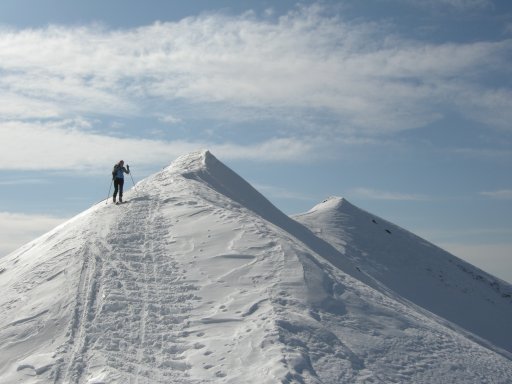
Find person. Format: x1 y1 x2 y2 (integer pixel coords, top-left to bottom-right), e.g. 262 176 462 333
112 160 130 203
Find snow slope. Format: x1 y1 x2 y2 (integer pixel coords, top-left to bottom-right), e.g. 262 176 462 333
294 197 512 354
0 150 511 383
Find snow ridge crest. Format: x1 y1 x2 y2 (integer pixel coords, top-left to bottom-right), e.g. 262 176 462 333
309 196 348 212
166 149 216 175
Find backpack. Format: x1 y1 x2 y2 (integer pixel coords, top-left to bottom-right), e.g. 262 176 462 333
112 164 120 179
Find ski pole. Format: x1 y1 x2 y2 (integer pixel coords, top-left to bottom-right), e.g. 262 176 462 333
129 167 135 187
106 179 113 204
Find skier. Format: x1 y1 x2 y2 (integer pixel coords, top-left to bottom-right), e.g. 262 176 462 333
112 160 130 203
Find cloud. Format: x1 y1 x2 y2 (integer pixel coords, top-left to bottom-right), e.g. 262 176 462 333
416 226 512 246
451 146 512 160
253 183 313 201
0 211 67 257
0 178 49 186
0 5 510 136
0 120 319 171
0 92 62 119
349 187 430 201
480 189 512 199
158 114 182 125
399 0 493 10
212 137 320 163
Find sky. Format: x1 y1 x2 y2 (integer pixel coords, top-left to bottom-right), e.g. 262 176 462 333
0 0 511 283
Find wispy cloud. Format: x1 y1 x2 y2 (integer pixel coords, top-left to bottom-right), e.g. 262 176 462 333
0 120 319 171
0 5 510 174
451 146 512 160
418 226 512 241
349 187 430 201
0 4 510 136
158 114 182 125
0 178 50 186
480 189 512 199
400 0 493 10
253 183 313 201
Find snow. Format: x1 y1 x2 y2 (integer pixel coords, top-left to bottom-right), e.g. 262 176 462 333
294 196 512 353
0 150 511 383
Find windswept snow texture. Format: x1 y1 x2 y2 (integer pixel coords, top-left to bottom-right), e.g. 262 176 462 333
0 150 511 384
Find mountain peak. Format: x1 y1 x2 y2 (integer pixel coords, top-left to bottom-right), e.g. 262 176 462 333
166 149 214 175
296 194 512 356
308 196 347 212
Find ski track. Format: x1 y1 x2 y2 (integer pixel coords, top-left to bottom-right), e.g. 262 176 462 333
60 177 202 383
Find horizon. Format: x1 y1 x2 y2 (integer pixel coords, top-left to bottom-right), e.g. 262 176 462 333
0 0 511 283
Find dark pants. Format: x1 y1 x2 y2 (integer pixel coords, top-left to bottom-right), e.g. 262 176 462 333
113 178 124 202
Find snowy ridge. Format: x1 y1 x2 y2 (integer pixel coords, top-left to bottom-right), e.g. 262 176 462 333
295 195 512 355
0 150 511 383
172 152 369 287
